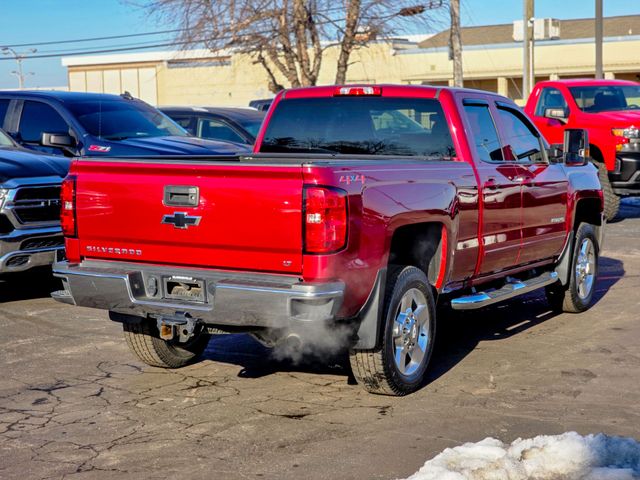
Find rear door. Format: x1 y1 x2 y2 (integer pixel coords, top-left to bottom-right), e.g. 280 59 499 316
74 159 305 274
462 98 523 275
494 103 568 264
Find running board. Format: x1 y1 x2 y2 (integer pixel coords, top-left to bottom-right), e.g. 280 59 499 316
450 271 558 311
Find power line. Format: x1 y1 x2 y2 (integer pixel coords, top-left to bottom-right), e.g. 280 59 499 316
36 38 178 55
0 40 209 61
0 4 441 61
0 29 188 48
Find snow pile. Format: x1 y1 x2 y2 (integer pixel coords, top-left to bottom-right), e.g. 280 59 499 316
403 432 640 480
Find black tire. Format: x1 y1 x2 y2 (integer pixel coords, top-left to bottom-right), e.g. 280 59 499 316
349 266 436 396
597 161 620 221
122 319 210 368
546 222 599 313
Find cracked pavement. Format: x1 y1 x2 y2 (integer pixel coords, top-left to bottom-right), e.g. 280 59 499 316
1 199 639 480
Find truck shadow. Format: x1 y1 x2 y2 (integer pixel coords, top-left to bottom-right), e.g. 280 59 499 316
427 255 623 384
610 198 640 223
0 267 62 303
201 256 624 386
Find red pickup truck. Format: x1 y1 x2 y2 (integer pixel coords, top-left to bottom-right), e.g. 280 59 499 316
525 79 640 220
53 85 603 396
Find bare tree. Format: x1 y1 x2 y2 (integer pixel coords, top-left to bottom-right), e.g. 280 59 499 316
147 0 445 93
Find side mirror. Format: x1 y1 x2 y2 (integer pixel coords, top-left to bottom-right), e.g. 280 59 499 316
544 107 568 123
40 132 77 155
563 128 589 166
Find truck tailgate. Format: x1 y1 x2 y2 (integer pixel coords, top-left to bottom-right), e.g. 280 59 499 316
73 159 304 274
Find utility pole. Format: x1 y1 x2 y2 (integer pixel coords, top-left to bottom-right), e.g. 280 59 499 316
595 0 603 79
522 0 534 98
1 47 36 89
449 0 463 87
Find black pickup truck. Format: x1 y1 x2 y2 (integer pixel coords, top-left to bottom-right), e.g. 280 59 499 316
0 128 68 273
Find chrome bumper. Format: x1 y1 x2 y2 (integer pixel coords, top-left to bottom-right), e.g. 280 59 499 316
0 226 64 273
52 260 345 329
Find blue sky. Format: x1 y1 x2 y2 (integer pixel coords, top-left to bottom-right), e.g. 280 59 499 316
1 0 638 89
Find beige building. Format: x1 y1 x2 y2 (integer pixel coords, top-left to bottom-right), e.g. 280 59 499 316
62 14 640 107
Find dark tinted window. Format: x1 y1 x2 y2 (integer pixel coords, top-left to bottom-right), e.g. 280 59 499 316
0 100 10 128
237 119 262 138
570 85 640 112
170 115 196 135
497 107 545 163
66 99 186 140
463 104 503 162
261 97 455 158
198 118 245 143
18 101 69 143
535 88 568 116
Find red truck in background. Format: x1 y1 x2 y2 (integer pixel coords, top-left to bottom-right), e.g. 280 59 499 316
525 79 640 220
53 85 603 396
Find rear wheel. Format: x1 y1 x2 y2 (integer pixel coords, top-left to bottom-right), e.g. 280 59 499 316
546 222 599 313
122 319 210 368
597 161 620 221
349 266 436 396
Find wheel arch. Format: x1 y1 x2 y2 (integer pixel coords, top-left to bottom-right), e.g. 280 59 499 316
387 221 448 290
354 221 448 351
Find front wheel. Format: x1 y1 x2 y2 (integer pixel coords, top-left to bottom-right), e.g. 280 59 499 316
122 319 210 368
546 222 599 313
349 266 436 396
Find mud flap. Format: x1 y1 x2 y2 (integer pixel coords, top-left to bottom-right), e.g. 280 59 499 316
555 231 574 286
354 269 386 350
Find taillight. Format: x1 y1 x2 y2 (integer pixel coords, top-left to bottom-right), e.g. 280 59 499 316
60 175 76 237
304 186 348 254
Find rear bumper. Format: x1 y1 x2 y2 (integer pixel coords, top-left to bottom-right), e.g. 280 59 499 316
610 153 640 196
0 226 64 273
52 260 345 329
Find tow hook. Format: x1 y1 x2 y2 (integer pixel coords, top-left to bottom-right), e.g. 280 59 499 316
155 312 198 342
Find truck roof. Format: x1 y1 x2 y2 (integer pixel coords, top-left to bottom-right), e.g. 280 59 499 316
0 90 137 103
535 79 640 88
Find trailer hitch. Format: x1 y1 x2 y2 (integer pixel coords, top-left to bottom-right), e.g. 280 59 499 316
155 312 199 342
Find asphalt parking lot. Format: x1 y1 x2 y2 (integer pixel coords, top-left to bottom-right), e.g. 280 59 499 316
1 199 639 480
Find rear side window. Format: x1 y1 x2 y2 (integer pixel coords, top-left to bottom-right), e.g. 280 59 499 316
496 107 546 163
18 101 69 143
261 97 455 158
198 118 245 144
0 99 10 129
463 104 503 162
534 88 568 116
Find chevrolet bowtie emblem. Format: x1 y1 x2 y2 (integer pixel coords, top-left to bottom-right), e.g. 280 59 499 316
162 212 202 229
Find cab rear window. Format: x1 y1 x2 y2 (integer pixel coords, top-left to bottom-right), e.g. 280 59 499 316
260 97 455 158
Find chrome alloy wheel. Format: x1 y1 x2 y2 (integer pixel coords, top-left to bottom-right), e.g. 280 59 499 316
392 288 431 377
575 237 596 300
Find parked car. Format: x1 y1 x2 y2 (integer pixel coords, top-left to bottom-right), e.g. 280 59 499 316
0 91 250 157
161 106 265 146
525 79 640 220
248 98 273 111
52 85 603 396
0 128 68 273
